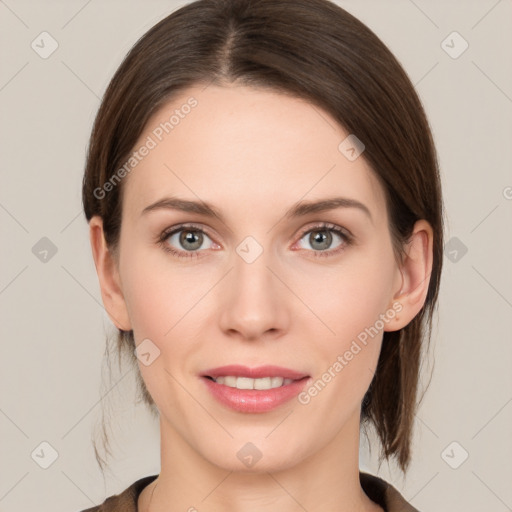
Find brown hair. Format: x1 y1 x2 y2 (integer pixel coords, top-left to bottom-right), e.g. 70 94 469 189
83 0 444 474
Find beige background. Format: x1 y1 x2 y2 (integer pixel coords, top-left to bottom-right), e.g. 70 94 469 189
1 0 511 510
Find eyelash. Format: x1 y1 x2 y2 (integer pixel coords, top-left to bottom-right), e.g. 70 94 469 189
156 222 353 260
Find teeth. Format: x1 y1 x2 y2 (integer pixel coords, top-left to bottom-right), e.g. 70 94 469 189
213 376 294 390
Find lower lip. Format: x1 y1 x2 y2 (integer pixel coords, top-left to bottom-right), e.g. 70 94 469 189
201 376 310 413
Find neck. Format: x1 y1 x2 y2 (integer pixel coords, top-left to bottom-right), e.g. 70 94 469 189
140 411 383 512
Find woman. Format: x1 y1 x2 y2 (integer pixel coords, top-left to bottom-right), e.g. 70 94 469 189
81 0 444 510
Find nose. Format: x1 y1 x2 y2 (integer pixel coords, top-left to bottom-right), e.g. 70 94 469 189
218 246 290 342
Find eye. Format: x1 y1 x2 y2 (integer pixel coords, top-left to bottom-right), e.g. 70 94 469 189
158 223 218 259
157 222 353 260
295 222 352 257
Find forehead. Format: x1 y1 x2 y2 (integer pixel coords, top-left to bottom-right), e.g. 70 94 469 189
121 84 387 225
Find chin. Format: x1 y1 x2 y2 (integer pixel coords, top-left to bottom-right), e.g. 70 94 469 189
200 439 308 475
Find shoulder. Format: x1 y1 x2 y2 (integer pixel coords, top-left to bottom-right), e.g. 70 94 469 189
77 475 158 512
360 471 420 512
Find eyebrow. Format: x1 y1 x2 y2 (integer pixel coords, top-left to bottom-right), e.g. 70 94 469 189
141 196 373 224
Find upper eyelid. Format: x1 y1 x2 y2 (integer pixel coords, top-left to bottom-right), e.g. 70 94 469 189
160 222 213 238
296 222 351 237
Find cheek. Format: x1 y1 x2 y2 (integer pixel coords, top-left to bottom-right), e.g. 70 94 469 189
119 239 201 339
308 255 395 342
119 255 196 408
119 247 211 390
297 263 393 422
122 269 170 340
300 245 396 391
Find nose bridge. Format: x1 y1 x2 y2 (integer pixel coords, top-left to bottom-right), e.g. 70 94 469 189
234 241 272 294
219 236 287 339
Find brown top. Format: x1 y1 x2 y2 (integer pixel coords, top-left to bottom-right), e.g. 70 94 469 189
79 472 419 512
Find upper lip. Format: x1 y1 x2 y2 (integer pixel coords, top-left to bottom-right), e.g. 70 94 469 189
201 365 309 380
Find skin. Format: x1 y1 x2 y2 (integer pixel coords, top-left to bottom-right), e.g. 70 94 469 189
89 84 433 512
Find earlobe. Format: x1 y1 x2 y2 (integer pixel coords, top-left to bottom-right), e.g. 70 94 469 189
385 220 434 332
89 216 132 331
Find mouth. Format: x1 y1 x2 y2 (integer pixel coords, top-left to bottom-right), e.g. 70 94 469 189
200 365 310 413
204 375 296 390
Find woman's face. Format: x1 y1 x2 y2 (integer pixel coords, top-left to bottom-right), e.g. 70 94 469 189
111 84 404 471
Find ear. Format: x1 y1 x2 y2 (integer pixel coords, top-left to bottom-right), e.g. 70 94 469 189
385 219 434 332
89 216 132 331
